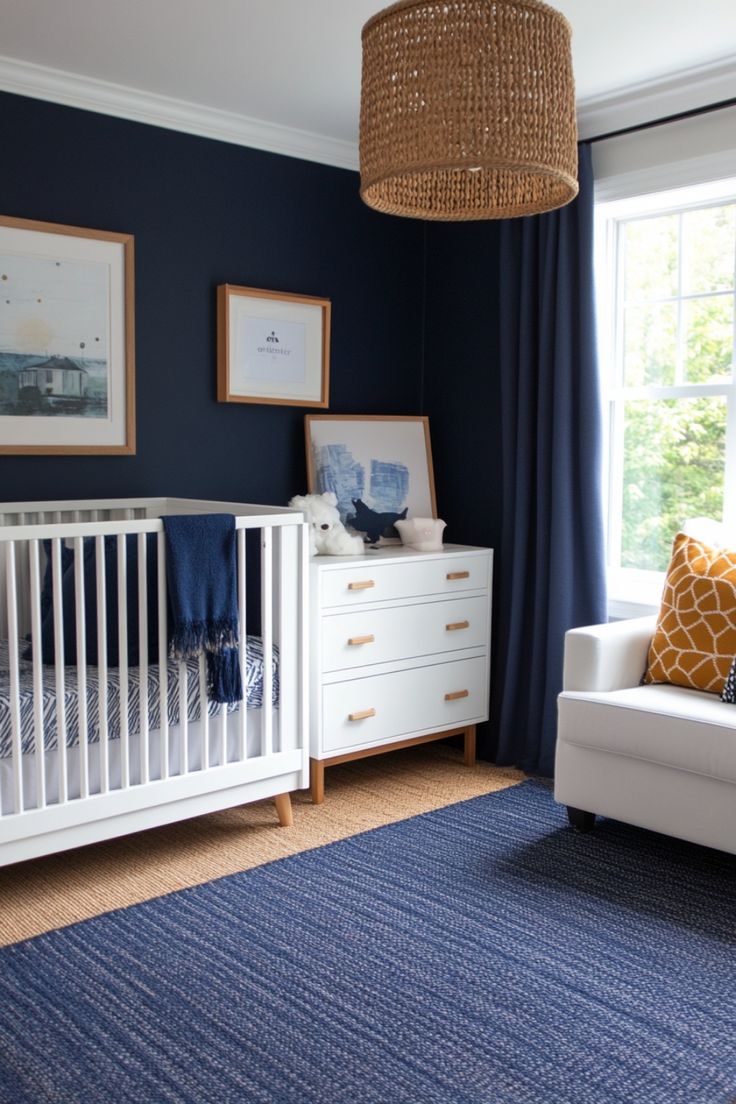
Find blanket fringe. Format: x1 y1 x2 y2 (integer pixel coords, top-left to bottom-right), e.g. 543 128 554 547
170 619 239 660
207 649 243 706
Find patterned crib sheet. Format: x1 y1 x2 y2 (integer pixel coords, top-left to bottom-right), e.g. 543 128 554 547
0 638 279 758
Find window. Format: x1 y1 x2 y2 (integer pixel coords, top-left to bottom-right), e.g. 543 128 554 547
596 178 736 615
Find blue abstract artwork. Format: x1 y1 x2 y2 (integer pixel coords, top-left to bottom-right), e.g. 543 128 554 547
314 443 365 520
313 445 409 524
308 418 434 533
369 460 409 513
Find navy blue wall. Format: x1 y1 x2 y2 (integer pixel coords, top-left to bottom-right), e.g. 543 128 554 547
422 221 503 551
0 91 509 759
0 92 425 505
423 221 504 759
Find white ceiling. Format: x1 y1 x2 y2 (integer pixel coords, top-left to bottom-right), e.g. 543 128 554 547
0 0 735 166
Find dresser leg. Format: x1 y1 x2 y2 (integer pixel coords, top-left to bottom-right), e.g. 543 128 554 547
273 793 294 827
464 725 477 768
310 759 325 804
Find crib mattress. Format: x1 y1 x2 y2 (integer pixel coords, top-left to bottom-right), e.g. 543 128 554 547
0 638 279 758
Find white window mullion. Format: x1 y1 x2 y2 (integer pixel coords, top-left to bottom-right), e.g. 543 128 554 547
607 215 627 572
723 388 736 530
725 231 736 527
675 211 684 387
608 396 625 573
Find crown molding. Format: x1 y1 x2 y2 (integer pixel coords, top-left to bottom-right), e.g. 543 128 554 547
1 51 734 169
0 54 360 172
577 56 736 141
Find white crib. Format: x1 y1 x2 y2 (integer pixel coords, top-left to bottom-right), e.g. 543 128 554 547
0 497 309 866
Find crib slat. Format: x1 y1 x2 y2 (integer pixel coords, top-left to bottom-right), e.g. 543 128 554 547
199 655 208 771
137 533 149 785
237 528 247 761
218 701 227 767
157 531 169 782
28 540 47 810
117 536 130 789
73 538 89 801
95 535 109 795
261 527 273 757
51 539 68 805
179 663 189 774
182 660 191 774
277 526 297 753
6 542 23 815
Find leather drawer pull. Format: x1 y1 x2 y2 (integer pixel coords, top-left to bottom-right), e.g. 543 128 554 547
446 620 470 632
348 634 375 646
446 571 470 581
348 580 375 591
444 690 470 701
348 708 376 721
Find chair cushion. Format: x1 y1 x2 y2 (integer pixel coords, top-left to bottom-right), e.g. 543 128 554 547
644 531 736 695
558 683 736 784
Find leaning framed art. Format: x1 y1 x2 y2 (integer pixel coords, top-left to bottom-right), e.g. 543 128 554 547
0 214 135 455
217 284 330 407
305 414 437 534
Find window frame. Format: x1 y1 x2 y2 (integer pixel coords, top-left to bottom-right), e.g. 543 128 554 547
596 177 736 618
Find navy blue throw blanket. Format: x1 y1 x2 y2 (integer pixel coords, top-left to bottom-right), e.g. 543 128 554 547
162 514 242 705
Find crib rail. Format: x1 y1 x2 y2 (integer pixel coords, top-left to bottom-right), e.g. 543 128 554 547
0 499 308 860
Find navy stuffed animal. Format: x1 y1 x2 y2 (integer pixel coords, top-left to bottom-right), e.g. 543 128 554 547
348 499 408 543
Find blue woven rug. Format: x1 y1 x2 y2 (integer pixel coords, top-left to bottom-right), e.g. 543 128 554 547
1 780 735 1104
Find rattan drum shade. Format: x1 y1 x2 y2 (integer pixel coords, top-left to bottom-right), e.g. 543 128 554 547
359 0 579 221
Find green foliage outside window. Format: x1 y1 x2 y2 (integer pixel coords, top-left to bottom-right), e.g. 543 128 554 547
622 397 726 571
617 203 735 572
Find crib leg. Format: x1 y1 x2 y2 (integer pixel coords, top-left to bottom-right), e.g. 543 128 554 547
273 793 294 827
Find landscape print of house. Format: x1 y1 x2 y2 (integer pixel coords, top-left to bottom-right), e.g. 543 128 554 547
0 353 107 418
19 355 88 404
0 233 112 422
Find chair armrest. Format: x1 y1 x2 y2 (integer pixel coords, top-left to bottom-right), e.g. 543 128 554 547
562 615 657 693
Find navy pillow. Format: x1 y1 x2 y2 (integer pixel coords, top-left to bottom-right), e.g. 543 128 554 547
34 534 160 667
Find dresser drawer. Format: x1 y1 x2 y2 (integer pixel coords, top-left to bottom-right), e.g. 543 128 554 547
320 554 489 608
322 657 487 753
321 595 489 672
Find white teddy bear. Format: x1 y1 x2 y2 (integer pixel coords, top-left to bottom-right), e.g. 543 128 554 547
289 492 365 556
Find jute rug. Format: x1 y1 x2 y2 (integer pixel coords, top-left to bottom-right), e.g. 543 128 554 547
0 745 523 945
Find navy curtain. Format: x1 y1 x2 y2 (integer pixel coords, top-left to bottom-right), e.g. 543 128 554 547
491 143 607 776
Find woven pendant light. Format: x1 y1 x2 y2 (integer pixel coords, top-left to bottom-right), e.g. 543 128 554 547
359 0 579 221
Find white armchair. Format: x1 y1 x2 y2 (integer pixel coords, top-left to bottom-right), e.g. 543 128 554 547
555 615 736 855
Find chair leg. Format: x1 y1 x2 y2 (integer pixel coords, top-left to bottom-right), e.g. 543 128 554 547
273 793 293 827
567 806 596 832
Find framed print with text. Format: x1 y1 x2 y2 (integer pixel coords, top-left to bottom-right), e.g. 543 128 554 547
217 284 330 408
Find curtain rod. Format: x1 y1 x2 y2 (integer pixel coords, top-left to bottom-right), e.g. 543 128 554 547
585 95 736 145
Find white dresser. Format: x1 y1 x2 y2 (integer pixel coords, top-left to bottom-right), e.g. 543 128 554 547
309 544 493 802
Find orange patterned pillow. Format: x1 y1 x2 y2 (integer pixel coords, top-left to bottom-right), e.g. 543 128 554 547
644 532 736 694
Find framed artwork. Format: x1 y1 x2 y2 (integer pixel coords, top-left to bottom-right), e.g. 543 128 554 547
0 214 135 455
217 284 330 407
305 414 437 538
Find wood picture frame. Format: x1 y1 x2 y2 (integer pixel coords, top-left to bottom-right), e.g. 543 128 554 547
217 284 330 408
0 214 135 455
305 414 437 537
